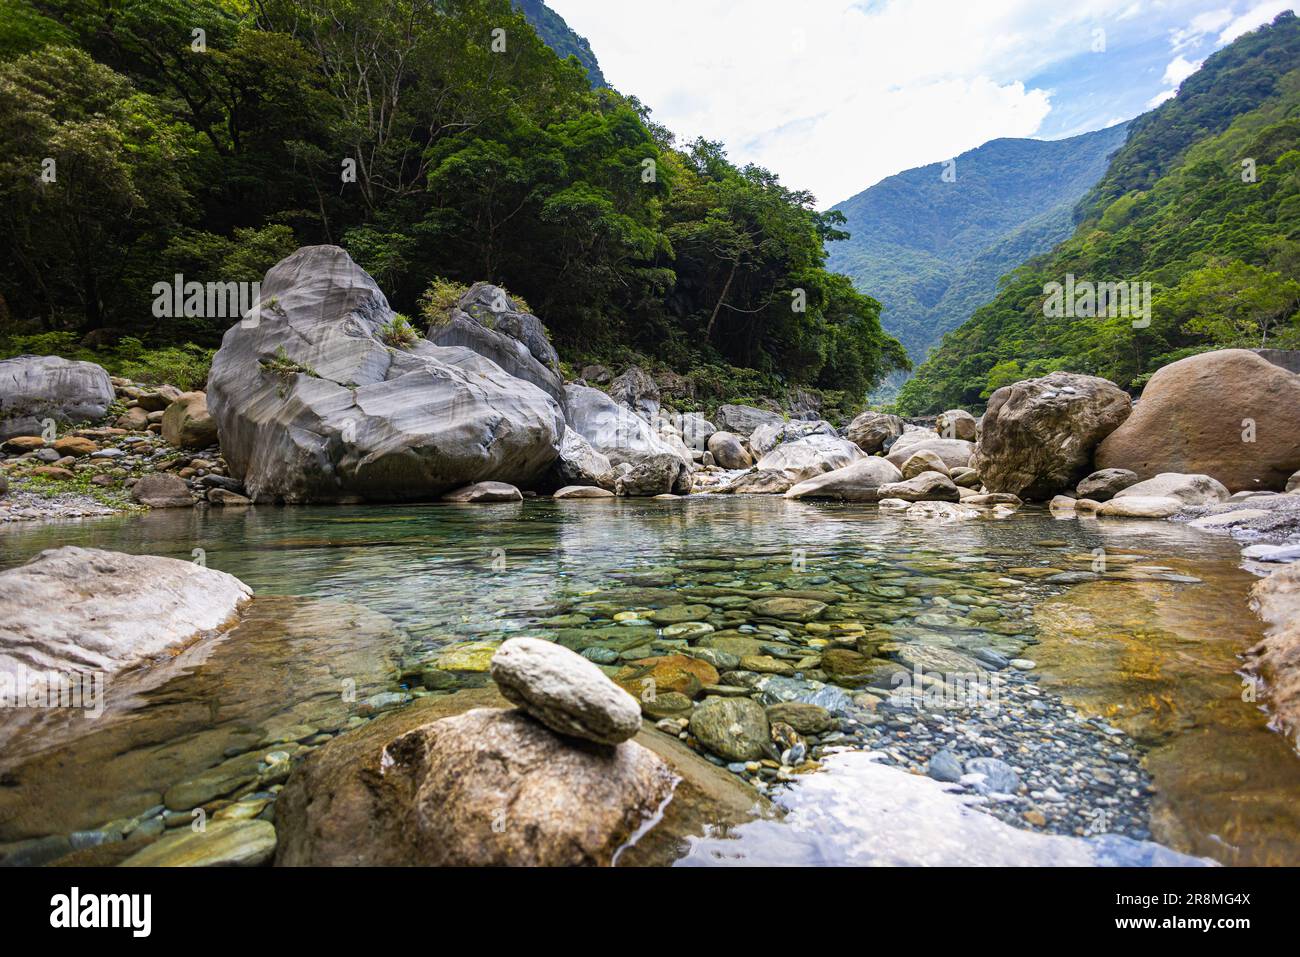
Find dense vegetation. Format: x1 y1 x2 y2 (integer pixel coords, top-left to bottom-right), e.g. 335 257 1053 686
0 0 906 408
896 13 1300 414
827 124 1128 388
513 0 605 89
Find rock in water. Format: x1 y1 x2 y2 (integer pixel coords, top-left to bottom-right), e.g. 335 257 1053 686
974 371 1131 500
1096 349 1300 492
1112 472 1229 505
1248 560 1300 752
0 355 114 441
550 428 614 490
876 471 961 502
0 546 251 678
207 246 564 503
440 481 523 503
425 282 565 407
845 410 904 454
688 697 770 761
784 457 903 501
564 383 691 495
1076 468 1138 501
276 706 675 866
161 391 218 449
121 819 276 867
755 434 864 484
489 637 642 745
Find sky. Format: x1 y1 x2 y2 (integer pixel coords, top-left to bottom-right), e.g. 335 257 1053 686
547 0 1300 207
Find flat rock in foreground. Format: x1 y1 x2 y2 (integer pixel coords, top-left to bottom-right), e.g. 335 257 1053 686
0 546 251 677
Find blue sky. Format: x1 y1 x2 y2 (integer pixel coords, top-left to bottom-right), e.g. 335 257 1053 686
548 0 1300 206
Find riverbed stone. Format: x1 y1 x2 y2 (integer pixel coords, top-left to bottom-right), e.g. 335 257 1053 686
764 702 836 734
276 705 675 866
784 456 903 501
553 484 615 499
615 654 719 699
1097 495 1184 518
121 819 276 867
1113 472 1229 506
1076 468 1138 501
489 637 642 745
965 756 1021 794
876 471 961 502
974 371 1131 500
440 481 523 503
0 546 251 683
688 696 769 761
749 596 827 622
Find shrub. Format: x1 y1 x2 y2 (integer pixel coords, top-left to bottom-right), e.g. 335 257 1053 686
380 313 421 349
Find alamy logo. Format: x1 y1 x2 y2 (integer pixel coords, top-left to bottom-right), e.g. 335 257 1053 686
50 887 151 937
0 668 104 719
152 274 261 321
1043 274 1151 328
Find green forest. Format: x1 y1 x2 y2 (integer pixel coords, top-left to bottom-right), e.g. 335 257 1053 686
0 0 908 408
895 12 1300 414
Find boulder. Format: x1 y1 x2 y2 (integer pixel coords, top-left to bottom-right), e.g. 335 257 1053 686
207 488 251 506
607 366 660 422
1097 496 1184 518
553 485 615 499
935 408 978 442
720 469 793 495
1247 560 1300 751
845 410 905 454
676 413 715 452
974 371 1131 500
565 384 690 496
764 702 835 735
115 407 150 431
549 428 615 491
688 697 769 762
876 471 961 502
207 246 564 503
426 282 565 406
1288 470 1300 494
161 391 218 449
755 434 864 484
51 435 96 457
440 481 523 503
901 449 949 479
749 419 836 457
0 546 251 677
275 706 675 866
706 431 752 469
784 457 903 501
130 473 194 507
1112 472 1229 506
713 404 782 438
2 435 45 453
1095 349 1300 492
1076 468 1138 501
489 637 642 745
884 437 974 472
0 355 114 441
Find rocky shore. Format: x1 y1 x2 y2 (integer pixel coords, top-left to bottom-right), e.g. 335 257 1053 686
3 245 1300 866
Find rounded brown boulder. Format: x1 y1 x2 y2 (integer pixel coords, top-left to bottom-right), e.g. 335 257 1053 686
1095 349 1300 492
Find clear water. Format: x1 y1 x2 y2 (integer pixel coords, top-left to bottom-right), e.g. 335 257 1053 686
0 499 1295 865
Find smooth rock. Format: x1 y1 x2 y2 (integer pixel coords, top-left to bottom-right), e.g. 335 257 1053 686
1076 468 1139 501
0 355 113 440
121 820 276 867
689 696 770 761
130 473 194 507
1113 472 1229 506
440 481 523 503
784 456 902 501
845 410 905 454
161 392 218 449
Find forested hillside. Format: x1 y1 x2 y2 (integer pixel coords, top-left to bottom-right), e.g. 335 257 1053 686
514 0 607 89
896 12 1300 414
0 0 906 410
828 124 1129 377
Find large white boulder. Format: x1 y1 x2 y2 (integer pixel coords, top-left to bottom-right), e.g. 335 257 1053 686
564 384 691 495
756 435 864 484
749 419 836 457
0 355 114 440
207 246 564 503
784 457 903 501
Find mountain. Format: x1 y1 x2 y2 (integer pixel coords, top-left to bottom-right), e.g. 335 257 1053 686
515 0 608 89
896 11 1300 414
827 123 1130 396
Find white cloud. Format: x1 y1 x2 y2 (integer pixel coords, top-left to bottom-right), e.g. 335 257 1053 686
1146 88 1178 108
547 0 1290 206
1170 7 1234 50
1218 1 1298 43
1162 54 1202 85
